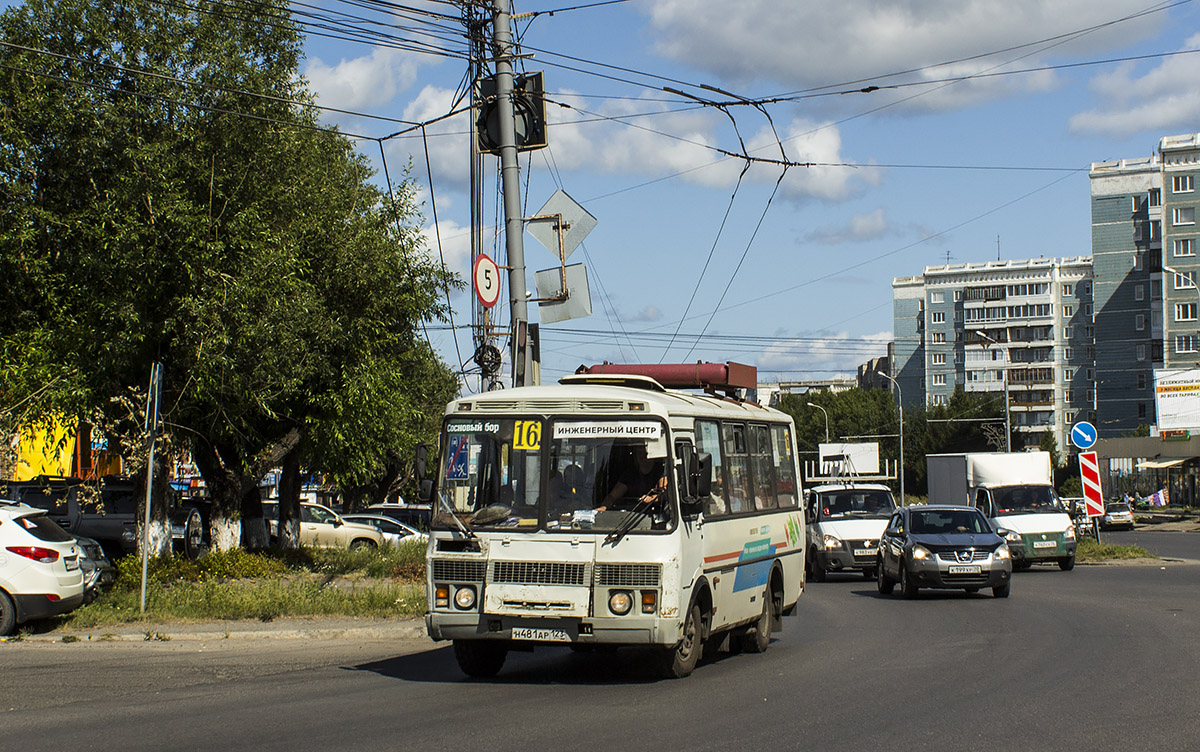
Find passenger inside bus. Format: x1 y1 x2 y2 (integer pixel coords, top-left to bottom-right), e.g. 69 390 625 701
596 444 667 512
549 463 587 512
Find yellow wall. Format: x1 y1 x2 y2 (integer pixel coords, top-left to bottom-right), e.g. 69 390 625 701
11 416 77 481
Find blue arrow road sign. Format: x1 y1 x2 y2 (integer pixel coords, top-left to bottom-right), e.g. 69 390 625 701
1071 421 1098 450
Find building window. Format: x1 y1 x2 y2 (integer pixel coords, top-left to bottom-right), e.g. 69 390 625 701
1137 344 1146 361
1135 284 1145 301
1064 305 1074 317
1136 314 1145 330
1087 368 1094 380
1064 326 1073 338
1176 302 1197 321
1174 174 1195 193
931 292 945 304
1177 335 1199 353
1082 281 1091 296
1135 252 1145 271
933 374 947 386
1174 207 1196 226
1062 283 1074 296
953 290 962 302
1175 271 1196 289
932 311 945 323
1151 188 1162 207
932 353 946 365
1065 348 1073 359
1175 238 1196 257
1138 373 1147 389
1138 403 1147 419
931 332 946 344
1085 303 1093 316
1066 389 1073 402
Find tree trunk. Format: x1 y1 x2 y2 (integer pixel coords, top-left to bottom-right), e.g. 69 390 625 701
134 449 173 557
277 447 302 548
241 484 268 549
209 510 241 551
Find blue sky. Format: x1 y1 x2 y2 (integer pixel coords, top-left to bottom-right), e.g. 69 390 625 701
120 2 1200 387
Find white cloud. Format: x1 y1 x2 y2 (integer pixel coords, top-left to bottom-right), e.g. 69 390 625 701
419 218 473 278
631 305 664 322
642 0 1162 113
1070 34 1200 136
756 330 891 376
305 47 423 112
806 209 890 245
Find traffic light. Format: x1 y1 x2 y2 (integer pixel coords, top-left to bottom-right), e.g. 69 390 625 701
474 71 547 155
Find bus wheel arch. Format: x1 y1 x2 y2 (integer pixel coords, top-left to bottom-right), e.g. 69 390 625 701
768 562 786 633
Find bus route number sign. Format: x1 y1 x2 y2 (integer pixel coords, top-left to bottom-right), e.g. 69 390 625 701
513 420 541 451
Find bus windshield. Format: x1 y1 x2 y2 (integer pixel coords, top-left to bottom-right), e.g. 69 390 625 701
436 417 674 533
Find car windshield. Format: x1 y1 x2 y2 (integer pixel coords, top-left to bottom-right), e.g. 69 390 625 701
816 489 896 520
910 509 990 535
435 417 674 534
1105 502 1130 513
15 512 75 543
992 485 1064 515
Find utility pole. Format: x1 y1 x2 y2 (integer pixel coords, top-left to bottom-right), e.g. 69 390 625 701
490 0 531 387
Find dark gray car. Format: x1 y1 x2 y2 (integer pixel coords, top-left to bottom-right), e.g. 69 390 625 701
877 505 1012 599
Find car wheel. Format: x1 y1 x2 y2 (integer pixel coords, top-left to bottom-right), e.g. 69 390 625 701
0 590 15 636
659 604 704 678
876 558 894 595
737 595 771 654
807 549 825 582
900 560 919 599
349 539 377 551
1058 554 1075 571
453 640 508 678
992 583 1011 598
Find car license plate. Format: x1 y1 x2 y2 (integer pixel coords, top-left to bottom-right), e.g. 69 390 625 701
853 548 875 557
1032 540 1057 549
512 627 571 642
948 565 981 574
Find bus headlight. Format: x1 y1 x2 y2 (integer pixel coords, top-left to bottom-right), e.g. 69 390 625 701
454 586 477 610
609 591 633 615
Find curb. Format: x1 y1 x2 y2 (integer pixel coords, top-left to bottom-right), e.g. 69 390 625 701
6 617 430 644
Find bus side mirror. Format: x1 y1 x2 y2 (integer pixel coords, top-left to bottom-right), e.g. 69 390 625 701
415 443 429 480
419 479 433 504
692 452 712 500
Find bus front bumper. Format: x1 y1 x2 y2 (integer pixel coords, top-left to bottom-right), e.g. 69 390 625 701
426 611 671 646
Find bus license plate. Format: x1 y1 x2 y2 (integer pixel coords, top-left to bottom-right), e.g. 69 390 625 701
512 627 571 642
1032 540 1057 549
948 565 981 574
853 548 875 557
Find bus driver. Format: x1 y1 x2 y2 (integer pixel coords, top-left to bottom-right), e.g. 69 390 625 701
596 444 667 512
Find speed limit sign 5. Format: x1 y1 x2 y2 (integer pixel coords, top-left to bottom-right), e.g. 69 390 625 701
473 253 501 308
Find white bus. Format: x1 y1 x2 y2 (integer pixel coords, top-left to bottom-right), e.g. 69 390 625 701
422 363 806 678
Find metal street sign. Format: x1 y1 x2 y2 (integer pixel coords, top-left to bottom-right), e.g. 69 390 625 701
1070 420 1098 450
473 253 501 308
1079 451 1105 517
527 190 597 261
534 263 592 323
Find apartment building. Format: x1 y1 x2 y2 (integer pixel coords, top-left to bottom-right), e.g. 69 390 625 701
892 258 1094 453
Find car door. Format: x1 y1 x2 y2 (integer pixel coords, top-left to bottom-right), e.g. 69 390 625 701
880 511 904 578
300 504 340 547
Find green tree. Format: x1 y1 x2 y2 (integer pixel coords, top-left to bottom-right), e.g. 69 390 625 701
0 0 457 550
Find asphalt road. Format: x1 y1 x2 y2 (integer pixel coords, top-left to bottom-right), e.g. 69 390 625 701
4 542 1199 752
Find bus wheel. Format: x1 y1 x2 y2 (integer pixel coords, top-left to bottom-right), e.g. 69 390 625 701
658 604 703 679
453 640 508 678
807 550 826 582
738 595 771 654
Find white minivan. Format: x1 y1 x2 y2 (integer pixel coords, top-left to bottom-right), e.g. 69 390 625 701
0 500 85 635
804 483 897 581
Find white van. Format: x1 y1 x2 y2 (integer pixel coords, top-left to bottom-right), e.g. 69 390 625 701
804 483 896 581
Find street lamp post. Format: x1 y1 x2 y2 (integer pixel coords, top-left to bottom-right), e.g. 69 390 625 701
876 371 904 505
807 402 830 443
975 330 1011 452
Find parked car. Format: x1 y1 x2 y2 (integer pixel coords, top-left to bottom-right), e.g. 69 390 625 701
261 501 384 549
363 503 432 532
877 505 1013 599
0 499 85 635
74 535 117 603
1101 501 1135 530
342 514 428 546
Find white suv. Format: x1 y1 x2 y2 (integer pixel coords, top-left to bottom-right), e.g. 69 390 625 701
0 500 85 635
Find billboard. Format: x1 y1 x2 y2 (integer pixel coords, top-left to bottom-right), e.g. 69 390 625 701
818 442 880 475
1153 368 1200 431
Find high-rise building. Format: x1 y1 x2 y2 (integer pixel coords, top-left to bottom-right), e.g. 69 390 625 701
892 258 1094 454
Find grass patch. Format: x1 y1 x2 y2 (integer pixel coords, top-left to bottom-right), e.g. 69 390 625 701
54 542 429 630
1077 537 1154 561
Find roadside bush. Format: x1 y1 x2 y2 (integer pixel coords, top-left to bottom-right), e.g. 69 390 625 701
1076 537 1152 561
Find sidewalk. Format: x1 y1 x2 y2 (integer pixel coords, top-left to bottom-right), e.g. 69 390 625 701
7 615 430 644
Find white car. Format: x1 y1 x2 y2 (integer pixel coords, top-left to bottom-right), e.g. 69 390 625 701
342 514 429 546
0 500 85 635
262 501 384 549
1102 502 1135 530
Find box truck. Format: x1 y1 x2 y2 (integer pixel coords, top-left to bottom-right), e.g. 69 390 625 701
926 452 1076 570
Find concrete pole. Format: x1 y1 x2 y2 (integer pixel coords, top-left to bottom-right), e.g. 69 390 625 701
877 371 904 505
491 0 530 386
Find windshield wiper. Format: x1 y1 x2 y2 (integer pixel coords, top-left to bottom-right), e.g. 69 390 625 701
604 488 665 546
435 489 476 539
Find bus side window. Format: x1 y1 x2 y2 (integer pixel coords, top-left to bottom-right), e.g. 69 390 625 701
771 424 799 508
722 422 752 514
750 424 777 511
696 420 727 516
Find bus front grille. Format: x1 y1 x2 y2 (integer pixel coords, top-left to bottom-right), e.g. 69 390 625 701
595 563 661 588
492 561 587 586
431 559 487 582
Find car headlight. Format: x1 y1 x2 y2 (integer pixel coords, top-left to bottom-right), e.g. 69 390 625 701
1005 530 1022 543
1064 525 1076 540
993 544 1010 560
823 534 842 549
911 544 932 561
609 590 633 615
454 585 477 610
